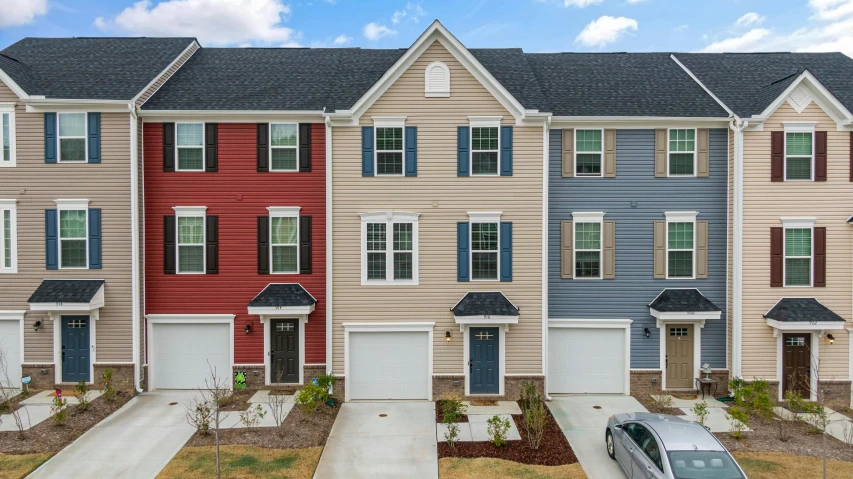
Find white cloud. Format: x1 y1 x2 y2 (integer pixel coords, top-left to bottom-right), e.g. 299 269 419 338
93 0 296 46
333 34 352 45
673 24 689 32
0 0 48 28
810 0 853 20
626 0 647 3
392 3 426 24
564 0 604 6
575 16 638 47
391 10 406 24
698 28 771 52
735 12 764 27
363 22 397 41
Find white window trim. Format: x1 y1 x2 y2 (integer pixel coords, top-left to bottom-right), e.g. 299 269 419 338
424 61 450 97
0 199 17 273
55 199 89 270
574 128 604 178
666 127 697 177
268 123 299 172
57 112 88 163
173 206 207 274
175 122 205 172
468 211 501 282
267 206 301 274
360 210 420 285
783 226 814 288
0 104 16 167
373 117 406 177
782 125 815 182
664 211 698 280
468 117 502 177
572 212 604 280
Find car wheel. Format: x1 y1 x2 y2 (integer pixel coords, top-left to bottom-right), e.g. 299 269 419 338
606 429 616 460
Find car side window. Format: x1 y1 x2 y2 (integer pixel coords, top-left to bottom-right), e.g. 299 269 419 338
623 423 647 443
639 432 664 471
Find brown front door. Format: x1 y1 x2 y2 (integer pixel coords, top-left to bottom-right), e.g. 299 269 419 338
783 333 811 396
271 319 299 384
666 325 694 389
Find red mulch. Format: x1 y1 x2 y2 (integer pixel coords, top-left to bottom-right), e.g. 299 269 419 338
437 401 578 466
436 400 469 423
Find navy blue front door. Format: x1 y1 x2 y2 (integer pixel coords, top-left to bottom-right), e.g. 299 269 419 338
62 316 90 383
469 327 499 394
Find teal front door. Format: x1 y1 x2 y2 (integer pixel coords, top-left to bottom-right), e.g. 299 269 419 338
62 315 90 383
469 327 499 394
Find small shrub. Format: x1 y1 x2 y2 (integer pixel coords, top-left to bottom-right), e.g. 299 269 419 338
519 381 539 411
487 415 511 447
691 401 709 426
75 380 91 411
239 404 267 430
523 400 547 450
651 395 675 409
729 377 746 398
295 383 326 413
101 368 117 402
215 390 235 408
444 422 460 447
51 395 69 426
187 400 213 435
314 374 337 401
440 398 467 423
726 405 749 439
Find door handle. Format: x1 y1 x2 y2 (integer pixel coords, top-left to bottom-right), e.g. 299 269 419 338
628 447 634 453
468 359 472 372
62 351 65 361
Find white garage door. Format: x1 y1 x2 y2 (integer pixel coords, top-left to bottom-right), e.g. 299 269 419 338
151 323 230 390
348 331 429 400
549 327 626 394
0 320 21 388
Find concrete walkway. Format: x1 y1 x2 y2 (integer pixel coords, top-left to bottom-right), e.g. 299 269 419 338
28 391 199 479
314 402 438 479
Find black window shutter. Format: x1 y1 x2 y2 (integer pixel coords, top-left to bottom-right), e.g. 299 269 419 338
257 123 269 172
300 216 312 274
164 216 176 274
299 123 311 172
206 215 218 274
163 123 175 172
205 123 218 172
258 216 270 274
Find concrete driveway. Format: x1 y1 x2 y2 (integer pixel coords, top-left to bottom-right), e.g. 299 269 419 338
314 402 437 479
29 391 198 479
548 395 648 479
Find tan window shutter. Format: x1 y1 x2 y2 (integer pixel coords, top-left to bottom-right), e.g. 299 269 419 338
603 221 615 279
604 129 616 178
696 220 708 279
561 221 573 278
654 220 666 278
697 129 710 177
655 129 667 177
562 129 574 177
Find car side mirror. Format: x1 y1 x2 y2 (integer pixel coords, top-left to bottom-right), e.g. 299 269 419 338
614 424 623 429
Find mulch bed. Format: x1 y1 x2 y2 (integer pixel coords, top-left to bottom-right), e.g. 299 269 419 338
185 403 338 449
436 400 469 423
218 388 254 412
635 394 684 416
0 391 132 455
437 401 578 466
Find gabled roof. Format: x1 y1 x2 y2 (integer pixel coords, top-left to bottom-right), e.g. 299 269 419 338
649 288 722 313
764 298 845 323
0 37 197 100
248 283 316 308
451 292 519 317
28 280 104 304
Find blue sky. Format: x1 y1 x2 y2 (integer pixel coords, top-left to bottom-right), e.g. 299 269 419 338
2 0 852 56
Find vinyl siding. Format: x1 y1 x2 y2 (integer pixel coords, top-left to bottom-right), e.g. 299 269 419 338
548 129 729 370
0 80 133 363
135 42 199 107
331 41 544 375
741 101 851 379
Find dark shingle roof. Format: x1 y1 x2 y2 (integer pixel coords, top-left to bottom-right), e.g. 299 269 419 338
764 298 845 323
470 49 548 112
451 292 519 317
675 53 853 118
0 37 196 99
649 289 722 313
28 280 104 303
248 283 316 308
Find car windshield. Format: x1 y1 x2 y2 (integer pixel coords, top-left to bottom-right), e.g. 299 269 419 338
667 451 745 479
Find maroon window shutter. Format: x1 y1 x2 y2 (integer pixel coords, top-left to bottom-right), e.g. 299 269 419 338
771 131 784 182
206 215 218 274
164 216 176 274
815 131 827 181
770 227 783 287
814 227 826 287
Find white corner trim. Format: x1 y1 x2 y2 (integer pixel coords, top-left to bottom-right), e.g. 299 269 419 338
342 322 435 332
467 211 502 223
325 119 333 377
780 217 817 228
54 199 90 210
782 121 818 132
571 211 605 222
468 116 503 127
267 206 301 217
173 206 207 216
371 116 407 127
664 211 699 221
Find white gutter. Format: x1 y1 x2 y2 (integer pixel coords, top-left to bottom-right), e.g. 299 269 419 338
129 103 143 393
542 119 551 401
730 118 748 379
325 117 333 377
25 98 129 105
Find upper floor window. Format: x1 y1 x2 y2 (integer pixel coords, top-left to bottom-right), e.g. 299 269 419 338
0 200 16 273
56 200 89 269
269 207 299 273
573 212 603 278
1 105 14 167
360 211 419 285
58 113 86 163
176 123 204 171
270 124 298 171
376 127 404 176
424 61 450 97
468 212 501 281
173 206 206 273
784 227 812 286
668 128 696 176
665 211 696 279
471 127 499 176
785 132 813 181
575 129 603 177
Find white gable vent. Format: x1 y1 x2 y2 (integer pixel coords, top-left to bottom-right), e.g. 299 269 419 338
425 61 450 97
786 86 813 113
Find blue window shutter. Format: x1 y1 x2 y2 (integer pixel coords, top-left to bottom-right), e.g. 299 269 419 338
500 126 513 176
45 209 58 269
500 221 512 282
88 209 102 269
457 126 470 176
44 113 57 163
457 222 470 282
405 126 417 177
87 113 101 163
362 126 374 177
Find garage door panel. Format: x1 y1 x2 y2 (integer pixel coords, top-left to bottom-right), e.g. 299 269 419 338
152 323 230 390
349 331 429 400
549 327 625 394
0 321 21 388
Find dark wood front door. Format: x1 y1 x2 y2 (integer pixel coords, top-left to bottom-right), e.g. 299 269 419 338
783 333 811 396
470 327 499 394
271 320 299 384
666 324 694 389
61 315 90 383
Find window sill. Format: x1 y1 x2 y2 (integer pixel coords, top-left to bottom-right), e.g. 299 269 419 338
176 271 206 275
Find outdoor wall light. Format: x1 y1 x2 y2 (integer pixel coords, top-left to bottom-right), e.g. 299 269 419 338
644 327 650 338
245 323 252 335
33 321 41 332
827 333 835 344
445 331 452 342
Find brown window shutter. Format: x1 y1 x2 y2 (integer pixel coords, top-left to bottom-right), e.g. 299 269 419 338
654 129 667 177
770 227 783 287
696 220 708 279
257 216 270 274
206 215 218 274
299 123 312 172
164 216 176 274
604 129 616 178
299 216 312 274
163 123 175 172
205 123 218 172
697 129 710 177
771 131 784 182
654 220 666 278
257 123 269 172
603 221 615 279
814 226 826 287
560 221 573 278
815 131 827 181
562 129 574 177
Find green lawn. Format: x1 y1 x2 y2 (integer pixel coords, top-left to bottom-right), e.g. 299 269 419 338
0 452 54 479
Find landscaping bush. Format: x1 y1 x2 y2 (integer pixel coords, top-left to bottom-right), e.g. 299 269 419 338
75 380 91 412
519 381 540 412
51 394 69 426
487 415 511 447
519 381 546 450
238 404 267 430
726 405 749 439
444 422 461 447
187 400 213 435
314 374 337 401
691 401 709 426
440 397 467 423
101 368 117 402
295 383 327 413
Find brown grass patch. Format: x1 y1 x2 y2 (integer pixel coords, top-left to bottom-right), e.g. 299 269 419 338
0 452 53 479
157 445 322 479
439 457 587 479
734 452 853 479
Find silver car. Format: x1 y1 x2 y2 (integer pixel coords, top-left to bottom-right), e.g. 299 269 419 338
605 413 747 479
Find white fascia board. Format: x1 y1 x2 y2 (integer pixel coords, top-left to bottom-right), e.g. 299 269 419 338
550 118 731 130
0 67 29 99
757 70 853 126
133 40 200 105
454 315 518 325
669 54 737 120
766 319 845 331
342 322 435 332
248 304 315 316
25 99 131 113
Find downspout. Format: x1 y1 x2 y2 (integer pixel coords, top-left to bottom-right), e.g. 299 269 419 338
129 103 143 393
325 117 333 378
542 119 551 401
730 118 747 380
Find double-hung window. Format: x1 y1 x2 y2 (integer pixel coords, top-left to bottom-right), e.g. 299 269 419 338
573 213 603 278
375 126 404 176
784 227 812 286
0 200 16 273
176 123 204 171
268 207 299 273
270 124 298 171
58 113 86 163
55 200 89 269
665 211 697 279
785 131 813 181
469 213 500 281
174 207 206 273
361 211 419 284
575 129 603 177
668 128 696 176
1 105 14 167
471 126 499 175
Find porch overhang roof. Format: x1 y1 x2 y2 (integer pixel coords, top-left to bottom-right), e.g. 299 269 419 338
451 291 519 324
649 288 722 325
247 283 316 316
27 280 105 313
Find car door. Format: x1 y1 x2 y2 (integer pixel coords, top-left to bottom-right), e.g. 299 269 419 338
632 429 665 479
616 423 644 474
